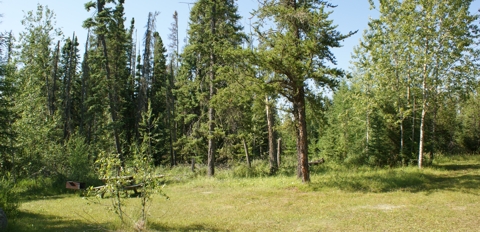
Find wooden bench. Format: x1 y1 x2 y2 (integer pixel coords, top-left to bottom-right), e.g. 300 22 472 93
68 175 164 198
122 183 144 194
309 158 325 166
91 183 144 197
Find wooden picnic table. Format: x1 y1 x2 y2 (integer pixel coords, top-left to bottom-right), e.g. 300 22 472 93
66 175 164 197
93 175 164 198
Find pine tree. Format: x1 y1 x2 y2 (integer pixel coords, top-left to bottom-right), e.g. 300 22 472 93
253 0 356 182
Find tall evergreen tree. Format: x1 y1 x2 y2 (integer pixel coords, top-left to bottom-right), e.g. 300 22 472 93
84 0 131 159
253 0 356 182
178 0 245 176
150 31 169 165
58 34 80 142
168 11 179 167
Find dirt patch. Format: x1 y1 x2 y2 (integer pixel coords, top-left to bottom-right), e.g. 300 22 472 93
361 204 406 211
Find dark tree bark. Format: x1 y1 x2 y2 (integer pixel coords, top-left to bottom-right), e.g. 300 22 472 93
266 95 277 174
168 62 176 167
80 32 90 141
207 0 217 177
243 138 251 168
277 138 282 167
294 85 310 182
63 33 76 141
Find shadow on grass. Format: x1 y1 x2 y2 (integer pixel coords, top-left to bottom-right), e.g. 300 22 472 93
7 211 109 232
435 163 480 171
149 222 222 232
307 163 480 194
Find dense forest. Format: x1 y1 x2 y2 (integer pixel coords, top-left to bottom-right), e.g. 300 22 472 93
0 0 479 186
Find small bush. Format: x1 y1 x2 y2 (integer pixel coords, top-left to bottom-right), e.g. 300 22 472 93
65 135 95 182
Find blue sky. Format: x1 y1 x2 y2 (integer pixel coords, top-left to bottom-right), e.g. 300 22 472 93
1 0 479 71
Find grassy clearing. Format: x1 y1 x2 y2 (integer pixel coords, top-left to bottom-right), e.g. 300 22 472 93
8 155 480 231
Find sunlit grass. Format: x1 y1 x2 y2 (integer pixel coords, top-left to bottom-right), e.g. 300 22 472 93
9 154 480 231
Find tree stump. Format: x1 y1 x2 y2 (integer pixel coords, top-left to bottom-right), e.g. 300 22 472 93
0 208 7 231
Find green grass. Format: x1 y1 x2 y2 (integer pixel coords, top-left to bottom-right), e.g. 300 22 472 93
8 154 480 231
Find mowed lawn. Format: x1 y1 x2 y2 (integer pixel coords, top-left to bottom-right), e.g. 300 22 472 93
10 155 480 231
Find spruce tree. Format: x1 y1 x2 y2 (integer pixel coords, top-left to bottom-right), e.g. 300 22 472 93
178 0 245 176
84 0 131 159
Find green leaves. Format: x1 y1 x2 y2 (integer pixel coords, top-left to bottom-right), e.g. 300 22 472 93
348 0 480 166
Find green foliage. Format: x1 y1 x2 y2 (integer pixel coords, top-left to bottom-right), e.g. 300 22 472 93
231 160 270 178
133 101 169 224
348 0 480 167
85 104 169 229
0 177 19 221
318 83 366 164
253 0 356 181
9 4 71 179
457 90 480 153
175 0 247 171
14 175 67 199
89 152 128 224
0 63 17 177
10 155 480 231
64 135 94 181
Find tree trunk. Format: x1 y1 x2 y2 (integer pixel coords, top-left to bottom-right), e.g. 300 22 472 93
400 113 404 160
168 62 175 167
191 158 196 172
418 97 427 168
418 39 429 169
172 12 178 167
207 1 217 177
294 85 310 182
430 104 437 163
411 95 416 158
366 100 370 154
243 138 251 168
277 138 282 168
64 33 75 141
265 95 277 174
393 54 403 161
80 32 90 138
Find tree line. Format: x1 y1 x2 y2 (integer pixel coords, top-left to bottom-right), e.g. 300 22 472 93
0 0 478 183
